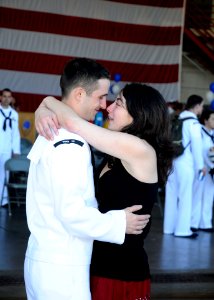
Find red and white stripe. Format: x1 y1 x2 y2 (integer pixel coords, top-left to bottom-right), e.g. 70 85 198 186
0 0 185 111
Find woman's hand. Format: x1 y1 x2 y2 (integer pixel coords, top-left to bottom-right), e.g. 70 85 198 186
35 97 61 140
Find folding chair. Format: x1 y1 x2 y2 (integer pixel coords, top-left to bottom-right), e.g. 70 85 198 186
0 157 30 216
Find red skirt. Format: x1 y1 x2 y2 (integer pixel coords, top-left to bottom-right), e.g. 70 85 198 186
91 276 151 300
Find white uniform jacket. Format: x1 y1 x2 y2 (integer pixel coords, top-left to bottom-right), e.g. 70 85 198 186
25 128 126 266
0 105 20 154
177 110 204 171
201 126 214 170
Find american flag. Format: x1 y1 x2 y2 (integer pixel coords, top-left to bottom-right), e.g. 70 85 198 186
0 0 185 111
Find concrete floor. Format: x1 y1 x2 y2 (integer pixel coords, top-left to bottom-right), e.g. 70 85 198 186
0 202 214 299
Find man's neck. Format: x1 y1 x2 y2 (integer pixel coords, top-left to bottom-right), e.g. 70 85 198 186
188 108 197 116
0 104 10 109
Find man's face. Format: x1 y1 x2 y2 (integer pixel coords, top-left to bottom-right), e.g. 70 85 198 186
78 79 110 121
1 91 12 108
196 101 204 116
80 79 110 121
64 79 110 121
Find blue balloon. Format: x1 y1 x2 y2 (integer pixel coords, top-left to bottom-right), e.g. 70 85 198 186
94 111 103 127
210 99 214 110
23 120 31 130
114 73 121 82
209 82 214 93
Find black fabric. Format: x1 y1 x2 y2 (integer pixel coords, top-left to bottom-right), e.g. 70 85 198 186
90 159 158 281
0 109 12 131
170 116 197 158
209 168 214 179
53 139 84 148
89 146 107 195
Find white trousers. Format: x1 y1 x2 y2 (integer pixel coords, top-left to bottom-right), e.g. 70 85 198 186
200 173 214 229
0 153 10 205
24 257 91 300
164 159 195 236
191 174 205 228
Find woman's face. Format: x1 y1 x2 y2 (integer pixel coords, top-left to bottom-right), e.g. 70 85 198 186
107 92 133 131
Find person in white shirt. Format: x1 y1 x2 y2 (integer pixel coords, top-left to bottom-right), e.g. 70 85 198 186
24 58 150 300
191 108 214 232
0 88 21 206
164 95 205 238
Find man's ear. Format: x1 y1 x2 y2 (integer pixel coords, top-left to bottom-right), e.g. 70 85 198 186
73 87 86 102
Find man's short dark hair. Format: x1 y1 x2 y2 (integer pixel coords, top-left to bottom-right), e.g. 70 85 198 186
60 58 110 98
185 95 203 110
1 88 12 95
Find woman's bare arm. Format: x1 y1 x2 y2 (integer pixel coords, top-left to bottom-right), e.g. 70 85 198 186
36 97 152 164
35 99 61 138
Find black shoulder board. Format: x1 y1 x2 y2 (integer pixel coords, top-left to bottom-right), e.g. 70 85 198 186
54 139 84 148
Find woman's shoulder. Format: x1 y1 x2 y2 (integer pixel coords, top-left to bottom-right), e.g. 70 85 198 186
122 139 157 183
132 137 157 161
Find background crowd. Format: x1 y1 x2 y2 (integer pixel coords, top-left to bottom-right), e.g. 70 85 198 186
164 96 214 238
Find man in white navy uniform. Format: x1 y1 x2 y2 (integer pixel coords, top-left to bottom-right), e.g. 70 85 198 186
0 88 21 206
164 95 205 238
24 58 149 300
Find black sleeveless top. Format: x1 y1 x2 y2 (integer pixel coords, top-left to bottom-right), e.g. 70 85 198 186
90 159 158 281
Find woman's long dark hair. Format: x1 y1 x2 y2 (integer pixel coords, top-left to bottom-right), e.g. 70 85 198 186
109 83 174 186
